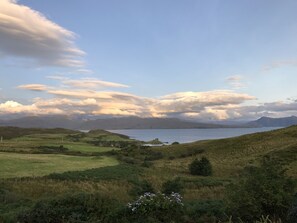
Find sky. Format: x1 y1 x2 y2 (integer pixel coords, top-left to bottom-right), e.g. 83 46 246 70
1 0 297 121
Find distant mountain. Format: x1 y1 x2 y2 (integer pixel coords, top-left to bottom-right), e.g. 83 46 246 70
0 116 82 129
0 116 228 130
247 116 297 127
81 117 226 130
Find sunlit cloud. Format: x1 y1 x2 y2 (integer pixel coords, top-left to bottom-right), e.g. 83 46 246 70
62 78 129 89
10 79 259 119
46 75 68 81
225 75 246 89
0 0 84 67
8 76 297 120
72 69 94 75
262 59 297 71
17 84 48 91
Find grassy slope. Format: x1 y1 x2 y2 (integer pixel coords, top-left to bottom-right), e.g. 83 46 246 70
133 126 297 201
0 152 118 178
0 131 123 154
0 127 78 139
152 126 297 177
1 126 297 204
0 127 136 178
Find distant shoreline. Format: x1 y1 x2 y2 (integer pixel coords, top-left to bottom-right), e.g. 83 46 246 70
108 127 282 144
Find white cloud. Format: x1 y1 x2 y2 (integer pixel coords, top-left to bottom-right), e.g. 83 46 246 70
72 69 94 75
17 84 48 91
225 75 246 89
8 83 259 119
62 78 129 89
262 60 297 72
0 0 84 67
46 75 68 81
13 77 296 120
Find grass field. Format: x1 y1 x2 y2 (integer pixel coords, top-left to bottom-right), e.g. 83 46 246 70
0 132 121 154
0 152 118 178
0 126 297 222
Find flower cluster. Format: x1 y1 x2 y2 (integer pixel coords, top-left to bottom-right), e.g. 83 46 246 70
127 192 183 214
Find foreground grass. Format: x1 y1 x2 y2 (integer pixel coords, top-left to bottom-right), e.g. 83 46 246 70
0 152 119 178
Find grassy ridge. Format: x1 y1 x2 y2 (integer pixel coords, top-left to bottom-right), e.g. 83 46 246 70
0 126 78 139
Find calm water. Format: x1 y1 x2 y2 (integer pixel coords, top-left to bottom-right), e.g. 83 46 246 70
109 127 281 144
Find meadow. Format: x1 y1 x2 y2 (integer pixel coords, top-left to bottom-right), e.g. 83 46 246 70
0 126 296 222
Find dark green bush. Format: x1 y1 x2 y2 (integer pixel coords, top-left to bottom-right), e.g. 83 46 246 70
189 157 212 176
225 157 296 222
162 177 184 195
17 192 119 223
185 200 226 223
288 193 297 223
130 180 155 197
141 161 153 168
47 164 142 183
125 192 184 223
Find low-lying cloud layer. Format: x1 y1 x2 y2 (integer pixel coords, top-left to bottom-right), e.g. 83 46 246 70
1 76 296 120
0 0 84 67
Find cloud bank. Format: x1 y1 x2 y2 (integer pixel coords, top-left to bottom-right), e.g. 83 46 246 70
0 76 260 120
0 0 84 67
2 76 296 121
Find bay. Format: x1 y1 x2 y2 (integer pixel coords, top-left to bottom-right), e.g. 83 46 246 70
109 127 281 144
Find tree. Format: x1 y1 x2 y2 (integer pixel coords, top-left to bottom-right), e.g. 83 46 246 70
189 157 212 176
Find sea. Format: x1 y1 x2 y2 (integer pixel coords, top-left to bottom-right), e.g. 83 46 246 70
109 127 281 144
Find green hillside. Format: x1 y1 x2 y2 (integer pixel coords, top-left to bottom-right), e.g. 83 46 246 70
0 126 296 222
152 125 297 177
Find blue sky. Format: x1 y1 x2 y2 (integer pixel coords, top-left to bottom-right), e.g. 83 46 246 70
0 0 297 121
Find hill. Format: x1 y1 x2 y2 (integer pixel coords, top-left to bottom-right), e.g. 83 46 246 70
152 125 297 177
247 116 297 127
0 126 78 139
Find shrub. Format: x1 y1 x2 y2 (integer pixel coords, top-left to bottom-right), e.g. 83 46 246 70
185 200 226 223
162 177 184 195
225 157 296 222
288 193 297 223
130 180 155 197
141 161 153 168
126 192 184 222
17 192 119 223
189 157 212 176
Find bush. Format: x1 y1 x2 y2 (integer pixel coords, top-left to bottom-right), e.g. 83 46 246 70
130 180 155 197
185 200 226 223
162 177 184 195
225 157 296 222
141 161 153 168
288 193 297 223
17 192 119 223
189 157 212 176
126 192 184 222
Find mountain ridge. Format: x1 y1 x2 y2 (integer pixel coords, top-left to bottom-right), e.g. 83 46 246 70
0 116 228 130
0 115 297 129
247 116 297 127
